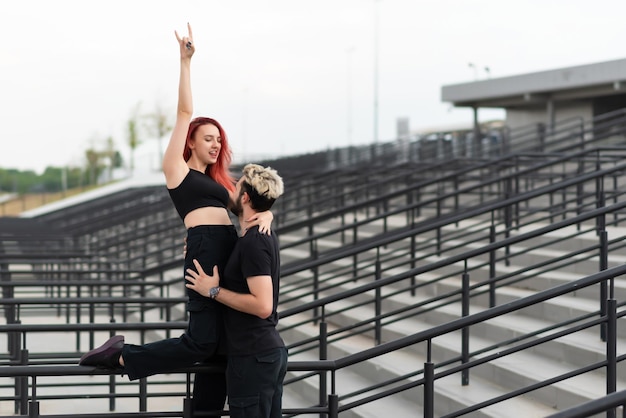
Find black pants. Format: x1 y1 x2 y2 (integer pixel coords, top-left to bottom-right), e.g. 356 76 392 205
122 225 238 415
227 347 288 418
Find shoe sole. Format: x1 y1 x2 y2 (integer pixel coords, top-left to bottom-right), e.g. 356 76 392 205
79 335 124 365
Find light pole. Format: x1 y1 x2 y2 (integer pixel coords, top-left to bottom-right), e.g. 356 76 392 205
468 62 478 80
373 0 380 144
346 46 355 146
242 87 249 162
468 62 491 80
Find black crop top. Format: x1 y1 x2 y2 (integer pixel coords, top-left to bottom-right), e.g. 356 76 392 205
167 169 230 220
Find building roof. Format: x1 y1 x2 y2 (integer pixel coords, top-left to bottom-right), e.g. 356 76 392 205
441 58 626 108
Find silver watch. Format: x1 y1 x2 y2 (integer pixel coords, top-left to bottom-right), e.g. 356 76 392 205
209 286 221 299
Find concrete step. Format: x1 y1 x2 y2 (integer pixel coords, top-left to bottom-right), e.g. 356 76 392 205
295 293 626 414
278 222 626 339
409 274 626 338
297 258 626 369
279 313 558 417
279 216 626 291
383 291 626 370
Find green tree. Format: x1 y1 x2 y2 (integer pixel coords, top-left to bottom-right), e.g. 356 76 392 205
84 148 105 186
127 102 142 175
104 136 116 182
65 167 84 189
112 151 124 169
0 168 12 192
40 167 64 192
1 167 66 193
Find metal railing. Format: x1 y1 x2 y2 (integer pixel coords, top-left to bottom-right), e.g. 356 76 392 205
1 196 625 416
1 110 626 416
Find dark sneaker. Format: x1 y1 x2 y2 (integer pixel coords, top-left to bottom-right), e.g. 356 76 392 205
79 335 124 369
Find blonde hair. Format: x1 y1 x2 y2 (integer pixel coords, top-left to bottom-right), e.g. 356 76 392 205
240 164 284 211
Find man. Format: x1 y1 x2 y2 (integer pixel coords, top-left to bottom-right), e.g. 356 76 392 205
185 163 287 418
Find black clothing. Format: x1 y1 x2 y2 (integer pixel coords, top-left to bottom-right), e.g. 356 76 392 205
227 347 288 418
185 225 237 312
221 226 284 356
122 224 238 415
221 225 286 417
167 169 229 220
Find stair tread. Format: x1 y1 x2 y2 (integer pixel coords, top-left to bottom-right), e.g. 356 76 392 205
285 294 626 398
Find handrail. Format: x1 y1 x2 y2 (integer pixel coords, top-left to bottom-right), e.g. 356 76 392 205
278 145 625 249
272 110 626 228
6 157 619 340
333 263 625 369
280 199 626 319
1 110 625 417
0 265 623 417
280 160 626 276
546 388 626 418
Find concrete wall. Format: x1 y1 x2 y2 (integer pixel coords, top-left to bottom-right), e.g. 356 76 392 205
505 101 593 130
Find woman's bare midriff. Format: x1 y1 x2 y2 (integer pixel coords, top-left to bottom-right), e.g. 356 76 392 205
183 206 232 229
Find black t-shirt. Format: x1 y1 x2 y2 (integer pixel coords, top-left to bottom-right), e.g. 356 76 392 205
222 226 284 356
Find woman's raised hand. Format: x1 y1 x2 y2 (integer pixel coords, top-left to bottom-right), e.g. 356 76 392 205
175 22 195 59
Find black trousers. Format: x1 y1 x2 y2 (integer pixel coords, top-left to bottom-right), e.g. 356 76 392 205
227 347 288 418
122 225 238 415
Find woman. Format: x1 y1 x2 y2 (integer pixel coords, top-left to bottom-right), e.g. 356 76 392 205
79 23 272 416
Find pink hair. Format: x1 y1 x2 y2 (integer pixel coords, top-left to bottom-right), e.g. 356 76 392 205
183 117 235 193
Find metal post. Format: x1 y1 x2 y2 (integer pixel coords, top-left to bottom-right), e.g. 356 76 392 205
28 376 39 418
328 393 339 418
546 99 555 134
472 106 481 157
109 374 116 411
28 401 39 418
320 322 328 418
436 198 442 256
424 359 434 418
309 224 315 258
410 236 416 297
607 299 617 418
312 241 319 323
375 255 382 345
462 270 470 386
183 398 193 418
489 224 496 308
599 214 608 342
537 123 546 152
183 374 193 418
341 211 346 245
18 349 28 414
353 215 358 279
503 181 512 266
139 378 147 411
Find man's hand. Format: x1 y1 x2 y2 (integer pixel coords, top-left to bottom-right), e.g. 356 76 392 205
185 259 219 297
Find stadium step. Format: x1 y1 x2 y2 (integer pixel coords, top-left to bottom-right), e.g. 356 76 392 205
279 313 560 417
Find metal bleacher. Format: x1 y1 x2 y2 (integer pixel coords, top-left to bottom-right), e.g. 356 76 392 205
1 109 626 417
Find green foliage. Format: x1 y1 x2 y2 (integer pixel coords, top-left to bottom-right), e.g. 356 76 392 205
127 101 142 173
112 151 124 168
1 100 167 194
0 166 85 193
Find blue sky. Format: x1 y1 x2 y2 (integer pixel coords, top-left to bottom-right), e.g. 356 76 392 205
2 0 626 173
